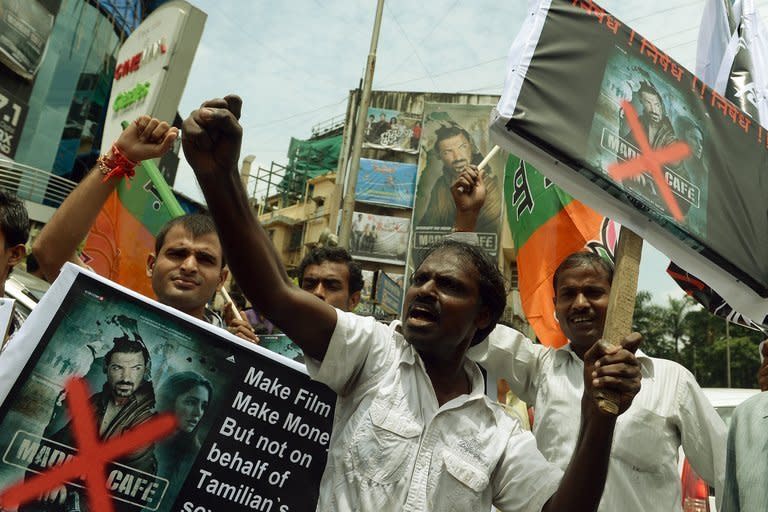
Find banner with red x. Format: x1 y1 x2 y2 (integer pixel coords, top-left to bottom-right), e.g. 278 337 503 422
0 265 336 512
607 101 691 221
0 377 177 512
491 0 768 323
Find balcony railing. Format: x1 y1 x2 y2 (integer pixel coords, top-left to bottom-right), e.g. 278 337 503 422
0 158 77 207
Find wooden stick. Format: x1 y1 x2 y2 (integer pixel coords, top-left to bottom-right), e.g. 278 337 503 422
220 287 243 322
595 226 643 414
458 145 500 192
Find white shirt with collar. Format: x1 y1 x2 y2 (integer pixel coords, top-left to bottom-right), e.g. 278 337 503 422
306 309 563 512
468 324 727 512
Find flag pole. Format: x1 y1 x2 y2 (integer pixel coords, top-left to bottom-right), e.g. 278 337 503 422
595 226 643 414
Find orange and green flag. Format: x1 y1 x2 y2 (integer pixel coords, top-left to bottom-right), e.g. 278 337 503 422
505 155 618 347
82 157 184 299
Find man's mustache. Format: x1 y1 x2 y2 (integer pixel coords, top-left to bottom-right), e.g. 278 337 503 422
115 381 135 387
451 159 468 167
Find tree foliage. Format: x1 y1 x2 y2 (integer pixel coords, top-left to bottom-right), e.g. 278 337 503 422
632 291 764 389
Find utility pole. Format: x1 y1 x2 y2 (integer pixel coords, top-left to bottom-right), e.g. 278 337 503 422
726 318 732 388
338 0 385 248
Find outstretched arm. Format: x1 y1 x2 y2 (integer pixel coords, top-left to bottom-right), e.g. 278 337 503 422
542 333 642 512
32 117 177 282
182 96 336 361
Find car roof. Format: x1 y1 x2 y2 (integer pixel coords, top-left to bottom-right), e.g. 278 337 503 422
702 387 760 408
4 269 50 310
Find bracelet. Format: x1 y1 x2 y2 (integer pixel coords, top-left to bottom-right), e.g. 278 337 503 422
97 143 139 183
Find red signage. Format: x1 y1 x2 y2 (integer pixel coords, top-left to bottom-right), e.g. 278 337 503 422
114 37 168 81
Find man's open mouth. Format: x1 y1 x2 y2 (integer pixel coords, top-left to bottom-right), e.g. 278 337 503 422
408 303 439 324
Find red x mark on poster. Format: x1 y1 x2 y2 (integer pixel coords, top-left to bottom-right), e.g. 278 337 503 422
0 377 177 512
608 100 691 221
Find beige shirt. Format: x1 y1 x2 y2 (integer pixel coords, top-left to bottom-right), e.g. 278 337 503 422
468 324 727 512
306 310 562 512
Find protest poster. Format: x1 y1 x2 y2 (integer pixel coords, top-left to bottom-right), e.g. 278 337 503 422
363 107 421 153
410 103 505 274
490 0 768 327
349 212 410 265
0 0 54 81
0 264 334 512
259 334 304 364
356 158 417 209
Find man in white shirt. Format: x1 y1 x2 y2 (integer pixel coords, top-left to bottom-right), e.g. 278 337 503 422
181 94 644 512
453 168 726 511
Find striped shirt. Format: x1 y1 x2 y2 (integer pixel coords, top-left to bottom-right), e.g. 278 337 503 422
468 324 727 512
721 391 768 512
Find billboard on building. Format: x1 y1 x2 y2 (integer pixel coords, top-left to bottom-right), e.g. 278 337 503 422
100 0 206 158
374 271 404 316
363 107 421 153
349 212 410 265
0 0 54 81
356 158 417 209
0 85 28 159
410 103 505 272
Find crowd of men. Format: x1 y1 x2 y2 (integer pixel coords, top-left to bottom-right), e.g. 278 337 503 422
0 98 764 510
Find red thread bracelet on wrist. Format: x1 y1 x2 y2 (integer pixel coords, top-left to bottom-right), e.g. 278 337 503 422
97 143 140 183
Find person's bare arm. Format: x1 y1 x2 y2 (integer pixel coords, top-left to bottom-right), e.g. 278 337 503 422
32 117 177 282
542 334 642 512
182 96 336 361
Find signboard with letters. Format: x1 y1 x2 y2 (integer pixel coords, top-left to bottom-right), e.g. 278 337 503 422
0 265 334 511
490 0 768 325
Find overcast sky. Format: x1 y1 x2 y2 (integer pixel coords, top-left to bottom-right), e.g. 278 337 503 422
172 0 768 303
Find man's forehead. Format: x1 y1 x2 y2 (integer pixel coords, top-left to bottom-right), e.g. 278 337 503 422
110 351 145 364
438 133 469 148
556 264 611 288
303 261 349 281
160 225 222 253
418 249 477 280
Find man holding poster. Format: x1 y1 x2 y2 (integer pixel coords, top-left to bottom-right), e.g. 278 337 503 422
182 93 644 512
452 167 726 512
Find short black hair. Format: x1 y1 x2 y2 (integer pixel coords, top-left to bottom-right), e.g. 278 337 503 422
637 80 663 103
298 246 363 294
0 188 30 249
434 125 472 152
552 251 614 293
154 213 224 267
419 239 507 345
104 335 150 368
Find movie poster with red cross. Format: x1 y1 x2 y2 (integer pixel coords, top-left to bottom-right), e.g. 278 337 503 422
490 0 768 327
0 264 334 512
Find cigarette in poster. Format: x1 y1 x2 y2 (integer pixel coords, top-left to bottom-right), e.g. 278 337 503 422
220 287 243 322
457 145 500 193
